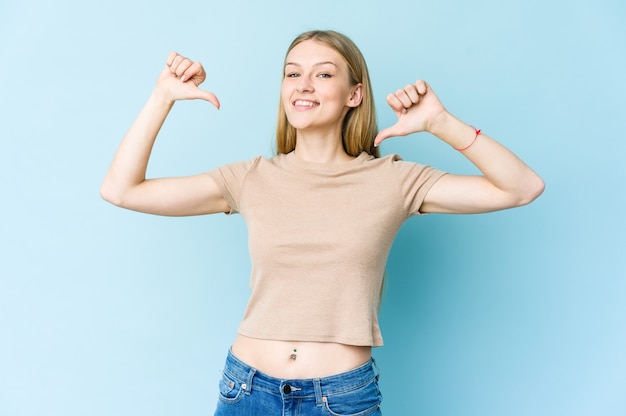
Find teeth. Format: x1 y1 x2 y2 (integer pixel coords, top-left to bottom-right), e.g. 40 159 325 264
294 100 317 107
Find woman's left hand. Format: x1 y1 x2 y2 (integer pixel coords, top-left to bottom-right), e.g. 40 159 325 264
374 80 447 146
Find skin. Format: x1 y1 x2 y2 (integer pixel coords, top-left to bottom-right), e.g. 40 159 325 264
281 40 363 163
100 40 544 378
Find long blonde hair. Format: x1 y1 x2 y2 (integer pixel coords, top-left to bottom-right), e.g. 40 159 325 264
275 30 379 158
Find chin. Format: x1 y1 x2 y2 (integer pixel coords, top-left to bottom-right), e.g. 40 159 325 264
285 116 313 130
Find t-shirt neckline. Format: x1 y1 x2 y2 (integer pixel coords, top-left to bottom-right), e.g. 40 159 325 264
283 151 371 172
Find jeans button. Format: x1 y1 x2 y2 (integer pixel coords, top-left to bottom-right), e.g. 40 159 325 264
283 384 291 394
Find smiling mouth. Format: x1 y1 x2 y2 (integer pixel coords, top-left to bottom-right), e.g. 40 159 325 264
293 99 319 108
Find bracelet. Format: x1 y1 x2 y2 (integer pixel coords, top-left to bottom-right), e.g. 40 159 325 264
454 127 481 151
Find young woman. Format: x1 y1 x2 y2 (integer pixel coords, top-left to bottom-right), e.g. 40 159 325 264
101 30 544 415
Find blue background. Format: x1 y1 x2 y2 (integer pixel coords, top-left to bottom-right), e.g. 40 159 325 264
1 0 625 415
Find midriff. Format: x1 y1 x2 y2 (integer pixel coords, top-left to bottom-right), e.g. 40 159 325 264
231 334 372 379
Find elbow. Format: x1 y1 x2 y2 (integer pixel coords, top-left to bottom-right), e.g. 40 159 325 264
516 173 545 207
99 181 126 208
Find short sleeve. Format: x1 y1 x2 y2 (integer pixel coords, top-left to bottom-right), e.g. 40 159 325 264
205 156 261 214
389 154 447 216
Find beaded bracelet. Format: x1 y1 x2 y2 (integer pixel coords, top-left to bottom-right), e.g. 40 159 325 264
454 127 481 151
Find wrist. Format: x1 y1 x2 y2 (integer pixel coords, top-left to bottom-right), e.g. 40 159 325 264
426 110 452 137
428 113 478 150
150 85 176 108
453 127 481 151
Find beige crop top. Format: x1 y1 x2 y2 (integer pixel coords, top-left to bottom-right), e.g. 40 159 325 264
206 151 446 346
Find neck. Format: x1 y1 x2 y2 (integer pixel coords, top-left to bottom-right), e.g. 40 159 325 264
293 130 353 163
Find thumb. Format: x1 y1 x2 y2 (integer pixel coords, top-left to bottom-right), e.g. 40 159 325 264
193 89 221 109
374 125 402 147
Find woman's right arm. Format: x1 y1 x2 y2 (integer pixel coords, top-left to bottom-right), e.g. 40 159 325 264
100 52 230 216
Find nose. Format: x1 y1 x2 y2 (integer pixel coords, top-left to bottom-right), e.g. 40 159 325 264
296 75 313 93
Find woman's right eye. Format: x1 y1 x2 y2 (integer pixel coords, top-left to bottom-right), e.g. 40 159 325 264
285 72 300 78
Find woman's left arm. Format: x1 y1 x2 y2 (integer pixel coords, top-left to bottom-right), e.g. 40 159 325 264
374 81 545 214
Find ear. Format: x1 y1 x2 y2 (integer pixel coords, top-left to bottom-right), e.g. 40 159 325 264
346 83 363 108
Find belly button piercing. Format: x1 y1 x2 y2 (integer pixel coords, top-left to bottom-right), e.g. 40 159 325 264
290 348 297 361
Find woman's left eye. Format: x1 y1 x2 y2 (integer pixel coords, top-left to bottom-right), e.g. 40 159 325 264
318 73 332 78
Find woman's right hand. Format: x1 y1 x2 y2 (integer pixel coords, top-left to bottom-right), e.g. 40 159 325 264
155 51 221 108
100 51 228 215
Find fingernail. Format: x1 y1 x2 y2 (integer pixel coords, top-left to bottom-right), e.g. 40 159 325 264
180 75 186 82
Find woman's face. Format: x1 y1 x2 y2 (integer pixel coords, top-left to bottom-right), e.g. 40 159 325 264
281 40 362 134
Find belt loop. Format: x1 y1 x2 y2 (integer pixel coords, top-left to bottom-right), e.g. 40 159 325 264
313 378 323 406
244 367 256 394
371 358 380 379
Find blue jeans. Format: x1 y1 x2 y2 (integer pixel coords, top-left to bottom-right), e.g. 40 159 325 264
214 349 383 415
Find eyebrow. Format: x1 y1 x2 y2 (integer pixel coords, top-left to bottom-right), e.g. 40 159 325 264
284 61 338 68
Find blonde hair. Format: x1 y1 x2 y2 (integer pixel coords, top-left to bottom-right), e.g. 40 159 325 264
275 30 379 158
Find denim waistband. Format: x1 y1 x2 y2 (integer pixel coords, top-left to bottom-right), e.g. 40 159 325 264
223 349 379 402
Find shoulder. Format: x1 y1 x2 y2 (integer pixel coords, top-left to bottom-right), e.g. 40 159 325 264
214 155 266 172
206 155 267 186
365 153 423 173
374 153 404 164
369 153 447 186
